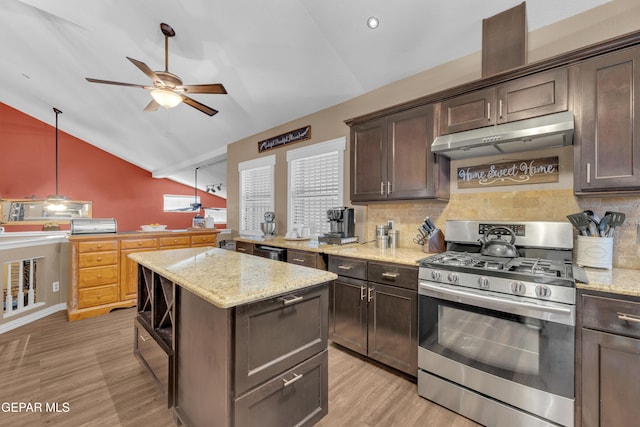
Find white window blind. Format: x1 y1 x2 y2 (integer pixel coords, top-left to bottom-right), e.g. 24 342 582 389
287 137 345 235
239 156 275 232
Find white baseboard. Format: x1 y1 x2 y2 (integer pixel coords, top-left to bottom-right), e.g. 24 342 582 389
0 303 67 334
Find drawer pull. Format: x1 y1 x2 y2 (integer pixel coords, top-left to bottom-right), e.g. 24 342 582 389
381 272 399 280
238 247 247 252
139 334 150 342
97 274 102 279
280 295 303 306
292 258 305 263
138 242 143 246
337 265 352 270
97 257 103 261
283 373 303 387
617 312 640 324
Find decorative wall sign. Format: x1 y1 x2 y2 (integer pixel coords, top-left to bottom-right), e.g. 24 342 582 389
457 156 559 189
258 125 311 152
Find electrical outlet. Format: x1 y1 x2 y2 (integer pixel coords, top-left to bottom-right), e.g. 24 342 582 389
52 281 59 292
387 219 395 230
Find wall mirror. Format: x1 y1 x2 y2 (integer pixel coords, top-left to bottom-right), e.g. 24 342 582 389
0 199 92 224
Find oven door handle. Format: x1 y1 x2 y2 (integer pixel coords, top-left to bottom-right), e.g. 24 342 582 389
420 282 575 325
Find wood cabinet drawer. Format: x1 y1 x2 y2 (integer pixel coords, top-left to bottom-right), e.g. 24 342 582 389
582 294 640 339
78 240 118 253
234 350 328 427
78 284 118 308
134 319 173 407
158 236 191 248
235 241 255 255
78 265 118 288
121 238 157 250
328 256 367 280
235 285 328 395
78 251 118 268
191 234 217 246
367 261 418 290
287 249 318 268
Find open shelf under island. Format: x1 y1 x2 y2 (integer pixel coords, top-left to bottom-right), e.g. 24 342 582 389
128 247 337 427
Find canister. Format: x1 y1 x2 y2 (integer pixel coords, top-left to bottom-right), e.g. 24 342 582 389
389 230 399 248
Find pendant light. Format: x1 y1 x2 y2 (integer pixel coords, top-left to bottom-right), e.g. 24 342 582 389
46 107 67 211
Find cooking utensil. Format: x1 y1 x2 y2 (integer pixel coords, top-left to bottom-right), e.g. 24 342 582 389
583 210 601 224
478 226 518 257
567 212 591 236
604 211 625 237
598 214 611 237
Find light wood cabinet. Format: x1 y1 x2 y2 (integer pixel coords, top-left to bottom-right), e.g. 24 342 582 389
440 68 569 135
350 104 449 202
578 291 640 427
574 46 640 193
68 230 218 321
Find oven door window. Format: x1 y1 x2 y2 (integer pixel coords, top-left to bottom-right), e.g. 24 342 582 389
419 295 574 398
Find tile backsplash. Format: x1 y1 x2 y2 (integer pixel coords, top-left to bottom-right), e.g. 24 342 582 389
365 189 640 269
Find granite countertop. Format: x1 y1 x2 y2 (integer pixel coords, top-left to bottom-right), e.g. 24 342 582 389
129 247 337 309
234 236 431 266
579 267 640 298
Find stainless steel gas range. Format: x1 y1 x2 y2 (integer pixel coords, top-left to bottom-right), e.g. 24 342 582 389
418 220 576 427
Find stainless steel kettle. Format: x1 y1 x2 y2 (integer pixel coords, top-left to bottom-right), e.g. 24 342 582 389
478 226 519 258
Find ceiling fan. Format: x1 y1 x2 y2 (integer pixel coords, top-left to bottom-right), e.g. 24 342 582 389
85 23 227 116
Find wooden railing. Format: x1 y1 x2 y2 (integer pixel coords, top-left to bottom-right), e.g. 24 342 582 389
3 257 45 317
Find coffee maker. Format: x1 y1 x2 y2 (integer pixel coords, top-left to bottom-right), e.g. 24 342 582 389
318 207 358 245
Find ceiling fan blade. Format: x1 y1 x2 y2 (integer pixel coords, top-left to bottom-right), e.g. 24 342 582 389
126 57 163 85
179 84 228 94
85 77 151 89
181 95 218 116
144 99 161 112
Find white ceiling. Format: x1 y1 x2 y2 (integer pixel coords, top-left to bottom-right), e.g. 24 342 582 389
1 0 610 199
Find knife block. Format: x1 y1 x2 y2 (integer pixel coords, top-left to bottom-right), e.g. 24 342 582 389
423 229 446 254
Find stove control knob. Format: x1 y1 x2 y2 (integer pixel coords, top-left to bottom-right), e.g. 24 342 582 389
431 270 442 281
511 281 526 296
535 285 552 298
478 277 490 289
447 272 459 283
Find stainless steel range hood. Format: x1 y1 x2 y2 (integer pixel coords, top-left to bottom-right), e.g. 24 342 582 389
432 111 574 159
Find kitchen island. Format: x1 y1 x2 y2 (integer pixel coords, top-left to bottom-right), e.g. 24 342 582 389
129 247 337 427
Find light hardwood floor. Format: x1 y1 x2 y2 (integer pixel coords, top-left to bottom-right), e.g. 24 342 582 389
0 308 479 427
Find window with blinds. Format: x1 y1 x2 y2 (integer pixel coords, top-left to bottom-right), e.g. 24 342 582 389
163 194 200 212
287 137 345 235
239 156 275 232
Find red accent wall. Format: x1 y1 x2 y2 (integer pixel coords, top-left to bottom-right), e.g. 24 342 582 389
0 103 226 232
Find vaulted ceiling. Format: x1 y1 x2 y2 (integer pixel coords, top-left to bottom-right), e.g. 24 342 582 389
0 0 610 198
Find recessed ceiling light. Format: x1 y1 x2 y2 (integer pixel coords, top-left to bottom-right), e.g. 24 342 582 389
367 16 379 29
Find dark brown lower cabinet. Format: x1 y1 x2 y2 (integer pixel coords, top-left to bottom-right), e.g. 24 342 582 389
329 256 418 377
578 291 640 427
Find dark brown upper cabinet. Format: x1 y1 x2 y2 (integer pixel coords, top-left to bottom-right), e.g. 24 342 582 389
440 68 569 135
350 104 449 203
574 46 640 193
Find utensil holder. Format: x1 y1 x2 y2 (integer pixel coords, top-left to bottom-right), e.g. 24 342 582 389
576 236 613 269
423 229 446 254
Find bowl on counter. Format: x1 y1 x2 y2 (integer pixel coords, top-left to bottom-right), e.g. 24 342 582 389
140 224 167 232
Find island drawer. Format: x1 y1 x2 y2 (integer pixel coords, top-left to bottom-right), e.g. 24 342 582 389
328 256 367 280
77 240 118 253
158 236 191 248
78 284 118 308
287 249 320 268
234 285 328 395
78 265 119 288
234 349 328 427
121 238 157 250
134 318 173 408
236 241 255 255
191 234 217 246
78 251 118 268
582 294 640 339
367 261 418 290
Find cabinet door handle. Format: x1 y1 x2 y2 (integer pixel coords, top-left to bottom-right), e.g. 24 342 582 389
387 181 392 194
360 285 366 301
367 287 373 302
337 265 352 270
283 372 303 387
238 247 247 252
618 312 640 323
380 181 385 196
280 295 304 306
586 163 591 184
499 99 503 118
381 272 399 280
487 102 491 121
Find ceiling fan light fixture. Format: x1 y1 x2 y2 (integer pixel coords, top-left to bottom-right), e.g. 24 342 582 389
151 89 182 108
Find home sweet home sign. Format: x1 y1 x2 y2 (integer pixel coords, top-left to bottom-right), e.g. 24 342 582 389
257 125 311 152
457 156 559 189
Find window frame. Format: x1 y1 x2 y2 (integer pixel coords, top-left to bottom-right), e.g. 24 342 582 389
238 155 275 234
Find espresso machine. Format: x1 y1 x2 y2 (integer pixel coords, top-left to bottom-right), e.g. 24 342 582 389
318 207 358 245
